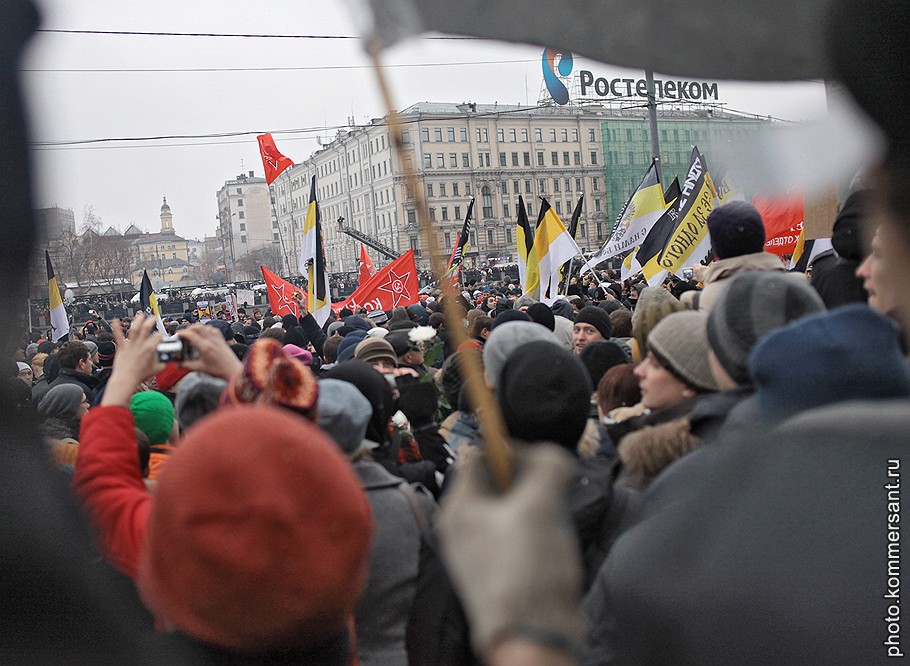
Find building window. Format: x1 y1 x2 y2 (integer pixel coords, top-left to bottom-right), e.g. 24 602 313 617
595 199 602 212
236 188 242 194
237 199 244 207
499 152 507 167
487 229 495 245
481 186 494 218
628 151 636 165
561 129 569 142
580 222 587 237
434 128 442 142
482 153 491 167
427 183 434 197
535 128 542 142
511 152 519 166
238 211 245 219
538 178 546 193
551 151 559 165
421 128 429 142
462 153 471 167
442 207 449 221
509 129 517 142
239 222 246 231
449 152 458 167
453 182 460 196
555 201 562 214
574 151 581 165
501 181 508 194
565 178 572 191
523 152 531 166
423 154 432 168
497 128 505 142
444 231 451 246
460 128 468 141
550 129 557 142
407 209 417 225
589 128 596 142
537 152 545 166
447 128 455 141
513 180 520 194
506 227 513 244
476 128 488 142
572 129 578 142
410 236 419 251
455 205 462 219
429 207 437 221
503 202 510 217
554 179 560 192
593 178 600 191
590 151 598 165
440 182 447 196
563 151 570 165
470 231 478 246
521 129 529 142
466 182 472 195
525 179 532 193
401 130 410 144
241 235 247 243
436 153 445 168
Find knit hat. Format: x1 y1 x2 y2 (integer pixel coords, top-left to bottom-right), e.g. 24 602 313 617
631 287 688 362
752 305 910 423
25 342 39 361
37 341 57 355
354 337 398 368
526 303 556 331
830 190 868 261
283 344 314 366
221 338 319 420
514 294 538 310
388 319 418 331
37 384 84 420
174 372 227 432
16 361 30 375
366 309 388 324
283 326 310 349
137 405 372 653
130 391 176 445
438 349 484 408
707 201 767 260
83 340 98 357
647 311 718 393
707 272 825 386
597 300 623 315
579 340 629 389
574 306 613 339
155 364 191 392
327 321 345 337
317 379 374 455
483 321 561 388
498 341 591 452
96 340 116 367
549 298 575 320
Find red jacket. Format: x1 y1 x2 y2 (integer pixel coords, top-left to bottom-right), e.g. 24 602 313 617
72 406 150 581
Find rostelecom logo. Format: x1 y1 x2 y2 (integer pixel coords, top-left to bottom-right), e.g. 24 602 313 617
542 48 573 105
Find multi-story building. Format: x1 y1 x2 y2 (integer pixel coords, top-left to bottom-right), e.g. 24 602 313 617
216 171 281 280
34 206 76 246
130 197 193 286
272 102 775 276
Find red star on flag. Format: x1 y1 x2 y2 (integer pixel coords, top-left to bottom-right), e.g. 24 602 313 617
378 267 412 307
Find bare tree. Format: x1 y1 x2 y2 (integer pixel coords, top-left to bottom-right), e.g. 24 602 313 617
235 244 285 281
83 234 134 290
81 204 102 234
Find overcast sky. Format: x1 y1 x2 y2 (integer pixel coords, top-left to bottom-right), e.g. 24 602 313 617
23 0 828 242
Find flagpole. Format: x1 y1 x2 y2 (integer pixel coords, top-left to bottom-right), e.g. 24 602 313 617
368 48 513 492
646 69 663 185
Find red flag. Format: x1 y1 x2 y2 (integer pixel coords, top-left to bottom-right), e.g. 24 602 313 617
257 133 294 185
358 244 376 287
334 250 419 313
260 265 303 318
753 191 804 243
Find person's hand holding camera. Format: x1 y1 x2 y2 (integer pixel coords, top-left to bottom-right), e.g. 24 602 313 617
101 314 165 408
176 325 243 381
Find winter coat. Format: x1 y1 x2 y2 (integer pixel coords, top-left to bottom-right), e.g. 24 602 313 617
49 367 99 404
584 399 910 665
680 252 785 312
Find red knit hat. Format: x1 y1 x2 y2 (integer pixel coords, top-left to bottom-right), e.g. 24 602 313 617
222 337 318 420
137 405 372 652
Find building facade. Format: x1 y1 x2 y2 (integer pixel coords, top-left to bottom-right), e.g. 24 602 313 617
216 171 281 280
272 102 775 277
131 198 193 286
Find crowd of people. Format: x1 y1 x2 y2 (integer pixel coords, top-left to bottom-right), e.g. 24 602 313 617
7 178 910 663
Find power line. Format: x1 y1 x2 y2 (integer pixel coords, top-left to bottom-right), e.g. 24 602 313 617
36 28 475 40
23 58 535 74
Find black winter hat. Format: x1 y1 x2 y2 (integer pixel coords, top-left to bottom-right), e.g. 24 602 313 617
579 340 629 389
574 306 612 339
707 201 767 260
490 308 531 329
830 190 868 262
498 341 591 453
526 302 556 331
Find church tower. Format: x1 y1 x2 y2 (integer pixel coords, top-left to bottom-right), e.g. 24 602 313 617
160 196 174 234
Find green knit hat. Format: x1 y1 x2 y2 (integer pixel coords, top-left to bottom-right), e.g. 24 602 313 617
130 391 176 445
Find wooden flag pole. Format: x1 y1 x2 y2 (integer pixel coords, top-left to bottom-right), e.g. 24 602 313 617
368 49 513 492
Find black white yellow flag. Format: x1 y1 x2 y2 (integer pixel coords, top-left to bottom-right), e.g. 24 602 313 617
300 176 333 326
516 195 538 295
46 251 70 342
139 269 167 334
534 199 581 304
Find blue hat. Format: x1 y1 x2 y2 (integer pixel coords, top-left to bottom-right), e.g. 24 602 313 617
752 305 910 423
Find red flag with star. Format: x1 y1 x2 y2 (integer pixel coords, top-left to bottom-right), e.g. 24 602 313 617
358 243 376 287
333 250 419 313
257 133 295 185
261 265 304 318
